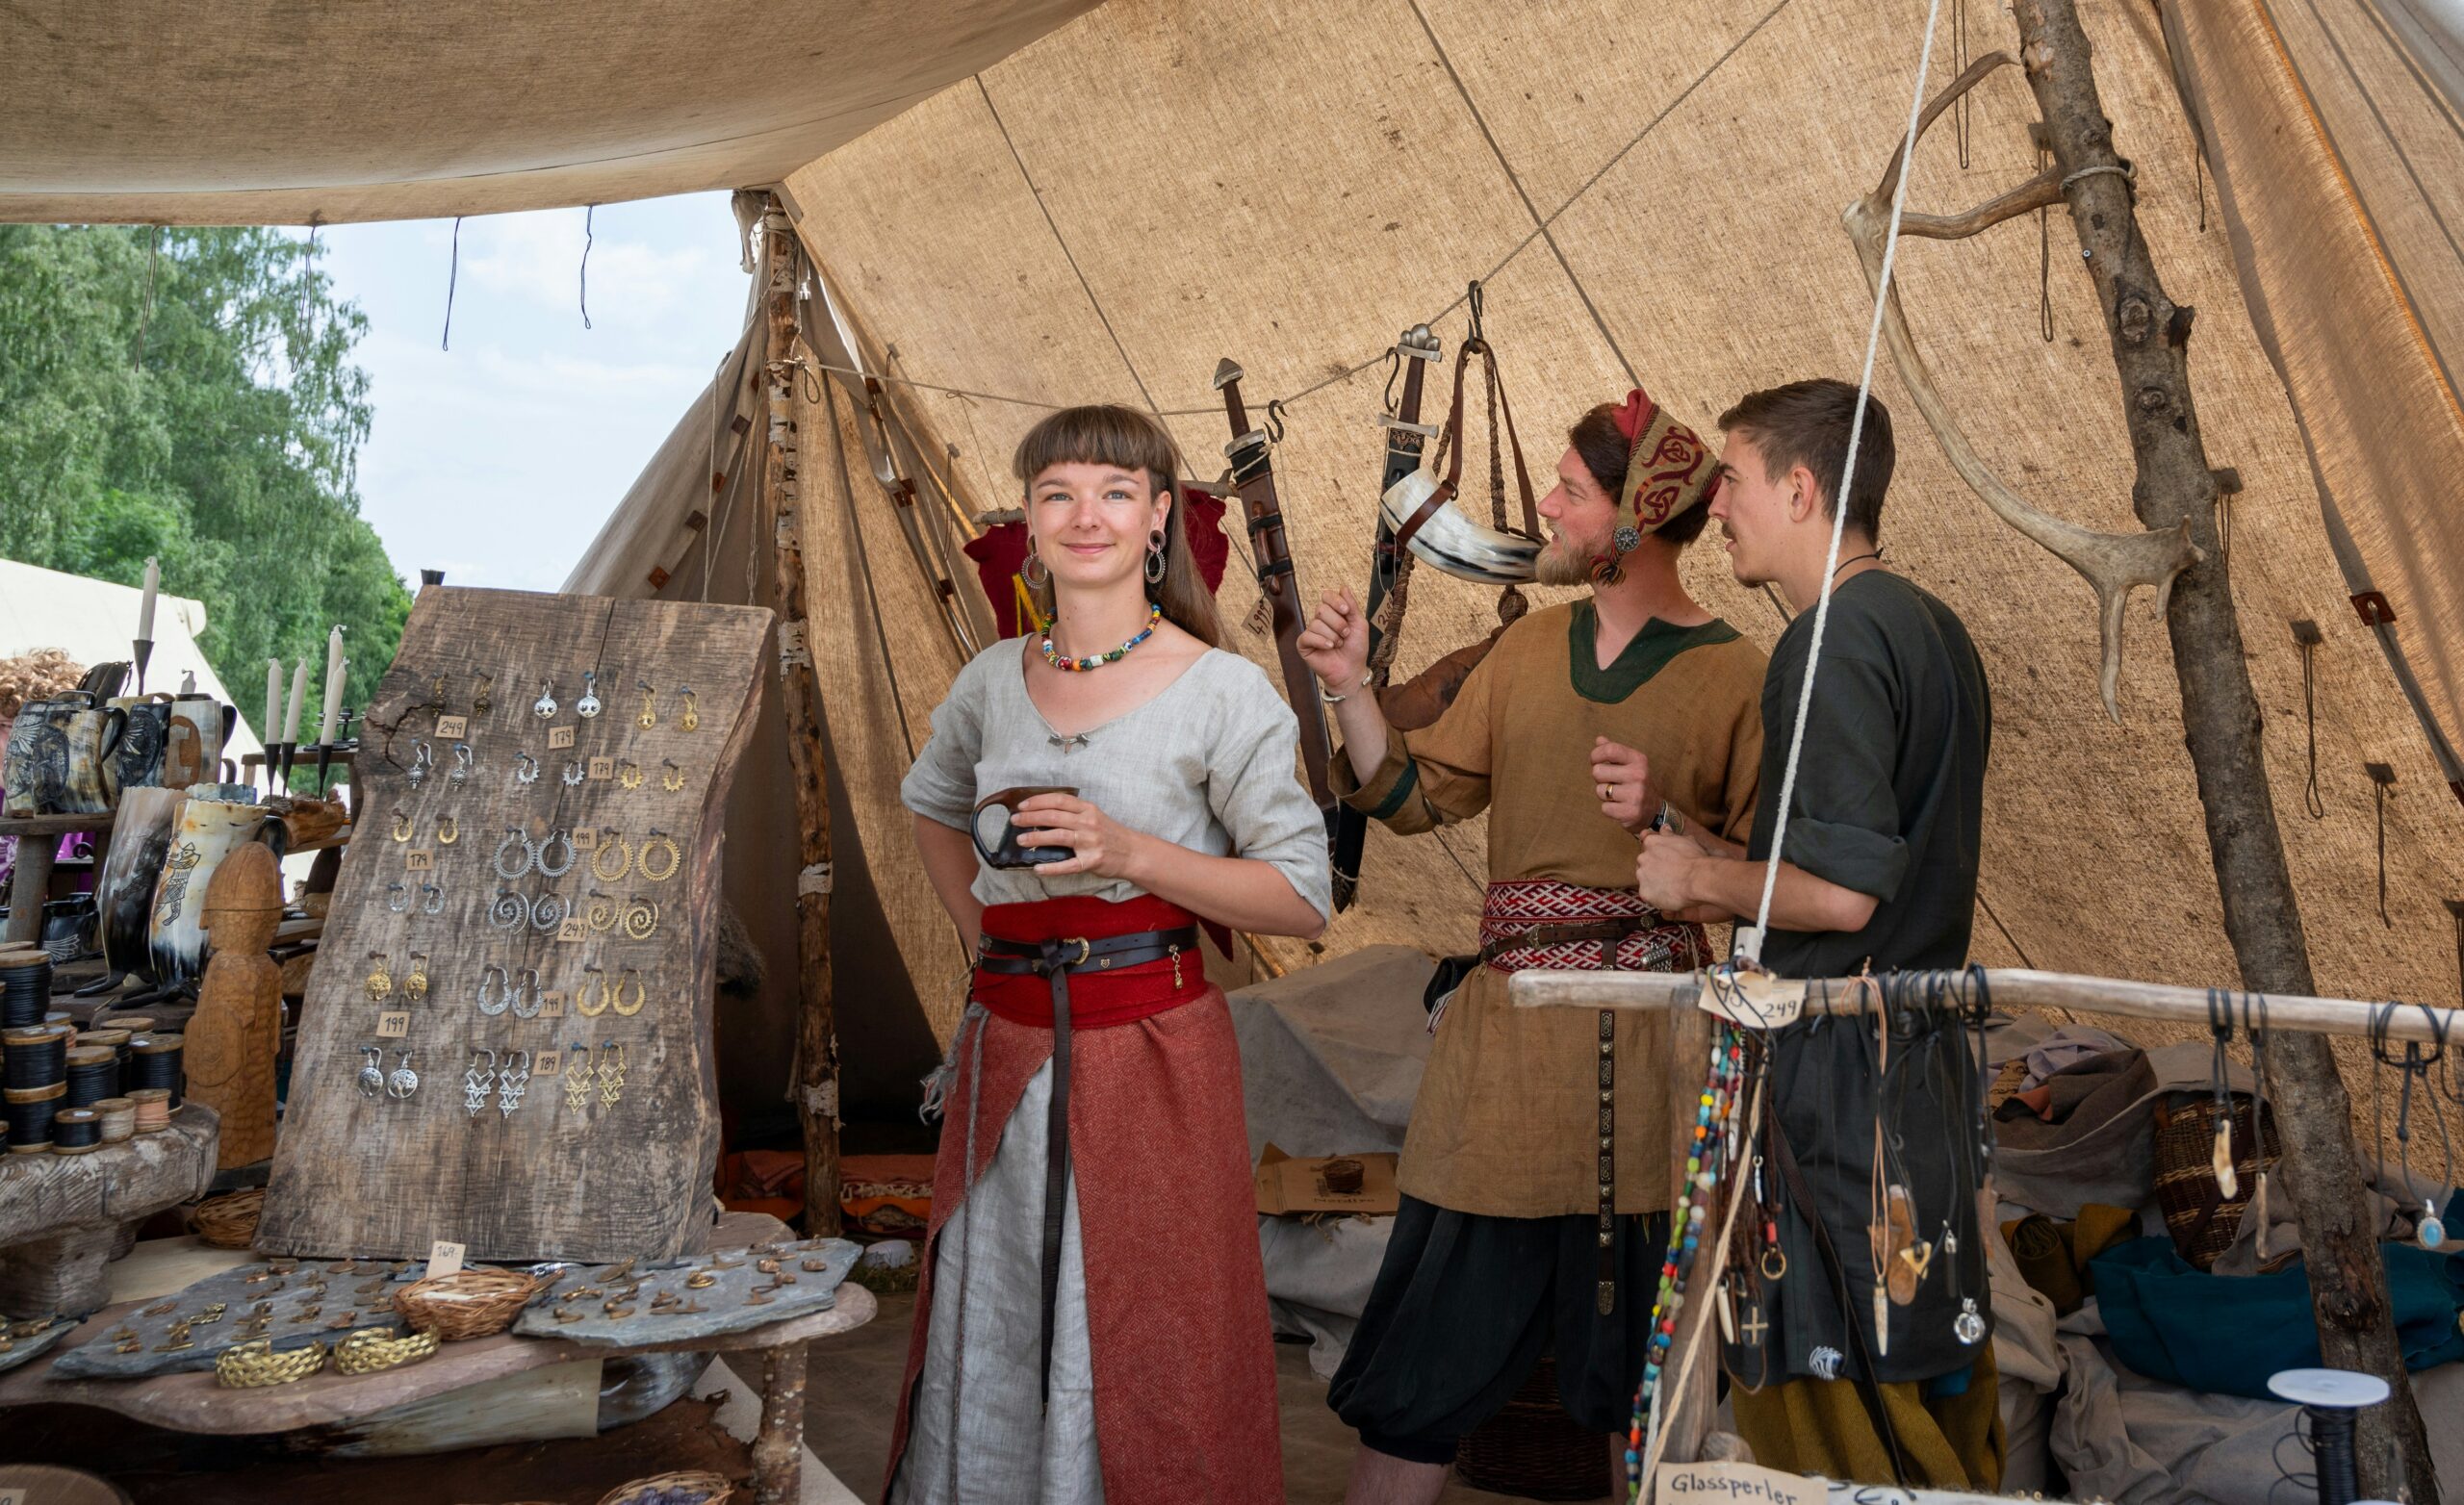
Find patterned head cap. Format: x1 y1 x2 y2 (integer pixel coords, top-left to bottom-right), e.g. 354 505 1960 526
1606 388 1719 555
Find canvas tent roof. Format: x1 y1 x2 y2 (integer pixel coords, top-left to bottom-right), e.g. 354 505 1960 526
10 0 2461 1093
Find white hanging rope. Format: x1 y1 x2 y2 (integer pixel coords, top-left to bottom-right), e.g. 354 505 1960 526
1740 0 1947 967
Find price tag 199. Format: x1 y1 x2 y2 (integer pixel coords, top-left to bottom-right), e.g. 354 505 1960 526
404 849 434 872
434 714 469 740
425 1239 467 1280
375 1010 412 1039
572 827 599 850
541 989 567 1018
548 726 577 750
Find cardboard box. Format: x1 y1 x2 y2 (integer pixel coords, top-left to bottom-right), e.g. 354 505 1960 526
1253 1143 1399 1215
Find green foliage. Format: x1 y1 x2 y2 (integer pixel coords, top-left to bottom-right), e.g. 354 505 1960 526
0 223 407 734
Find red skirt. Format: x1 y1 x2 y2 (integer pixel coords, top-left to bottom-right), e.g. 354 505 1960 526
884 898 1283 1504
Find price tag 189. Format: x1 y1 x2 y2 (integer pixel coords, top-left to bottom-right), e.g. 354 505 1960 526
535 1049 562 1077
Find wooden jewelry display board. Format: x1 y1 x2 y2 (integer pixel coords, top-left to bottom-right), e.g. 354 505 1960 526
259 587 771 1263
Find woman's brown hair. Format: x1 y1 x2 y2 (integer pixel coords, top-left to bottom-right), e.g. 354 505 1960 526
1013 404 1222 648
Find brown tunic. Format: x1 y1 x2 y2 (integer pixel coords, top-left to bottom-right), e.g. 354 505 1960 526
1336 599 1766 1216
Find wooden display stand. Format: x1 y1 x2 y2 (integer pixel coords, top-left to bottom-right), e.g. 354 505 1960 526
0 1107 218 1318
259 587 771 1263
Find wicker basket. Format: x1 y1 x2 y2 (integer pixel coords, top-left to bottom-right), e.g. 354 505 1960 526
393 1267 541 1340
2152 1090 2280 1270
192 1187 266 1249
216 1338 329 1387
1453 1356 1611 1501
596 1470 735 1505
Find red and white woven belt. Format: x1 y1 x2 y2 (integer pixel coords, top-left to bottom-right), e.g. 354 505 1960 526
1476 878 1712 974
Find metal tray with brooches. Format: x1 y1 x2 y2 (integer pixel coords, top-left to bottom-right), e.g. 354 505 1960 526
513 1237 859 1346
52 1257 433 1379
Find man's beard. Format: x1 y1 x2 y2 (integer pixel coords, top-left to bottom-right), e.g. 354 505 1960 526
1533 528 1604 587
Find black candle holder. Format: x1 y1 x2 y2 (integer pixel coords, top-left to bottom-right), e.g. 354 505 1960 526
131 638 153 698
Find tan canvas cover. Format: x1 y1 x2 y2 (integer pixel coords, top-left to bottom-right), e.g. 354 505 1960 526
0 1 1097 224
778 0 2464 1043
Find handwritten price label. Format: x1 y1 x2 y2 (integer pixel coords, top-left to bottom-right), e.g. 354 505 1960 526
375 1010 412 1039
425 1240 467 1280
404 849 434 872
535 1049 562 1077
557 917 587 944
548 726 577 750
434 715 469 740
541 990 567 1018
587 756 614 781
572 827 599 850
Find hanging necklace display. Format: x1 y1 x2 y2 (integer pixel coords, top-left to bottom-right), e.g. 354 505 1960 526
533 829 577 879
678 686 698 731
448 742 474 788
660 759 684 792
638 831 681 883
1040 601 1163 673
386 1050 420 1101
437 816 459 846
493 829 535 880
513 751 540 786
2371 1002 2453 1248
390 810 413 843
357 1047 385 1098
533 681 558 719
476 965 510 1017
2244 992 2285 1263
404 740 434 788
497 1051 531 1116
487 889 526 931
576 671 603 720
463 1050 497 1117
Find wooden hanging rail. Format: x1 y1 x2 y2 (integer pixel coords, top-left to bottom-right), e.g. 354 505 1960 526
1509 965 2459 1042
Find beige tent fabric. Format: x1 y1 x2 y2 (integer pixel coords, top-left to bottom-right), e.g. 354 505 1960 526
0 1 1098 225
2166 0 2464 779
781 0 2464 1045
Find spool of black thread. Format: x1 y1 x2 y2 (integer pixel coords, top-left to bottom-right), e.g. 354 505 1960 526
0 956 48 1027
2309 1405 2361 1505
5 1083 63 1152
3 1024 69 1090
128 1033 183 1109
50 1107 100 1152
79 1029 130 1070
64 1046 118 1108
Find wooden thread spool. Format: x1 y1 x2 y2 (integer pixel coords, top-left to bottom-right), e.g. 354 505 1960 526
103 1015 157 1036
128 1033 184 1108
64 1046 118 1108
77 1028 130 1070
2 1024 69 1090
51 1106 100 1153
125 1087 171 1134
91 1096 136 1143
5 1082 64 1152
0 954 50 1028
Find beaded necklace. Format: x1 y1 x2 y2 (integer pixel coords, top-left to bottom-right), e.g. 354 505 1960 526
1625 1024 1748 1500
1040 602 1162 673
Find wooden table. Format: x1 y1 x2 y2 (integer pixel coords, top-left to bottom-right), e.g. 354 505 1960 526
1 810 115 948
0 1106 218 1318
0 1211 873 1505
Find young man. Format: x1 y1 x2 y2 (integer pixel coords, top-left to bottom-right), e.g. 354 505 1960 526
1297 389 1766 1505
1632 379 2000 1488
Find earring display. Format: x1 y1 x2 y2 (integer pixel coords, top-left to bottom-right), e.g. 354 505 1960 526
264 592 763 1266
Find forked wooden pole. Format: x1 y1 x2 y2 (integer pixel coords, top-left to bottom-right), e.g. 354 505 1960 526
760 197 842 1237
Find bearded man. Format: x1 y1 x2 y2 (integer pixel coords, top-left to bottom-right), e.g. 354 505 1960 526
1297 389 1766 1504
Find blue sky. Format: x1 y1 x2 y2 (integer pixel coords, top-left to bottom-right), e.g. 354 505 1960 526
317 192 752 594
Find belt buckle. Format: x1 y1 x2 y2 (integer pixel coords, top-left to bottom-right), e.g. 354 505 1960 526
1065 937 1091 967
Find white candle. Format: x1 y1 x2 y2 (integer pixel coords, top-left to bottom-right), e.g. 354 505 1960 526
284 659 309 743
265 658 283 741
137 557 159 642
319 630 346 746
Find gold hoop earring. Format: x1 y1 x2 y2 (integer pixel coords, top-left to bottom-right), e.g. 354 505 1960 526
612 969 647 1017
618 761 643 791
592 833 631 883
638 831 680 883
390 809 412 843
436 816 459 846
578 965 609 1018
661 759 684 793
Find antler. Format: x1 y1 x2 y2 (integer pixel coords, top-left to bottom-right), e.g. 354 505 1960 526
1844 52 2200 722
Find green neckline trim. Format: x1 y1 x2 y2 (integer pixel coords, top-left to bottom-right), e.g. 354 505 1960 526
1567 600 1742 703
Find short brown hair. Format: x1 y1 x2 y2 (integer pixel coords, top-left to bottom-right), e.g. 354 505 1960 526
1716 379 1893 541
1012 404 1221 648
1568 404 1712 547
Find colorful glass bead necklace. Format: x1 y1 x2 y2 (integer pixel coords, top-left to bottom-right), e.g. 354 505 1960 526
1040 601 1162 673
1626 1023 1749 1500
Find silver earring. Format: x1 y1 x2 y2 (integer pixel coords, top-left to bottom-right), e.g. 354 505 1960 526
498 1051 531 1117
1019 540 1049 588
562 759 585 787
476 964 509 1016
386 882 410 914
1145 529 1168 584
405 739 434 787
448 742 474 786
357 1047 384 1099
493 828 534 880
529 891 569 931
511 968 543 1019
386 1050 420 1100
464 1050 496 1117
421 882 444 916
534 828 576 878
577 670 603 719
533 681 557 719
488 888 526 931
514 751 540 786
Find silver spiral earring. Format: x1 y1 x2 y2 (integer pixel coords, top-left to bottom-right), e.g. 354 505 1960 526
1145 528 1168 585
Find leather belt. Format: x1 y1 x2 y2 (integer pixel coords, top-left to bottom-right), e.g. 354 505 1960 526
973 923 1200 1404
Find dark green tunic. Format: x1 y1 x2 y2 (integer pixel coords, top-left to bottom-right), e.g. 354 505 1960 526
1734 570 1995 1387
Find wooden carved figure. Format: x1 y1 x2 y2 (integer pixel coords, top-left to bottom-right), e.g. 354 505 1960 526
190 840 282 1170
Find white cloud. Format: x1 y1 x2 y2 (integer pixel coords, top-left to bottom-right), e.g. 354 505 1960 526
461 210 718 320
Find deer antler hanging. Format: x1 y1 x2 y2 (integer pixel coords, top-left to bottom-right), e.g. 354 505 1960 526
1844 52 2201 722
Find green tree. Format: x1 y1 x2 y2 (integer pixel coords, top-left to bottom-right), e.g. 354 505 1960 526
0 223 408 739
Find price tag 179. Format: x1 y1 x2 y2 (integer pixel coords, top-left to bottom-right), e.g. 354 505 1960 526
548 726 577 751
587 755 615 781
404 849 434 872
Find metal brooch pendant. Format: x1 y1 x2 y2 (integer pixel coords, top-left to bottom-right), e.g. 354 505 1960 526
1954 1296 1987 1345
577 670 603 719
533 681 558 719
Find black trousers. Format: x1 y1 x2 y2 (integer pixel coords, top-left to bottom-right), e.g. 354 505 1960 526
1327 1194 1674 1466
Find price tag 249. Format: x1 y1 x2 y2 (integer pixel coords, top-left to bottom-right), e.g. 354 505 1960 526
434 714 469 740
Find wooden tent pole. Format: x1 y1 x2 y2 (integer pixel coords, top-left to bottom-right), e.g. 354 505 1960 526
760 196 841 1237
